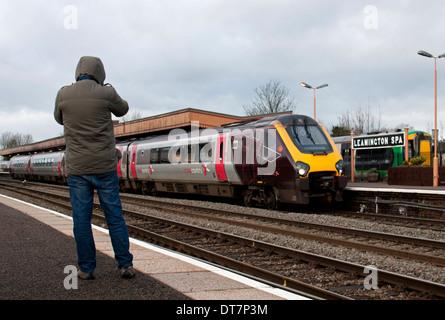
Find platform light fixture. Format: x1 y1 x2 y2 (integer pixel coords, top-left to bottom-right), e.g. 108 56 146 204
299 82 328 121
417 50 445 187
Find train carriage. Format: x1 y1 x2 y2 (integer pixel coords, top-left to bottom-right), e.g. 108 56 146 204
120 129 242 197
10 155 32 180
29 151 67 183
118 114 346 208
10 152 67 183
11 114 347 209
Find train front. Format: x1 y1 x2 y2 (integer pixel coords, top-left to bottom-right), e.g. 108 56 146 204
273 115 347 204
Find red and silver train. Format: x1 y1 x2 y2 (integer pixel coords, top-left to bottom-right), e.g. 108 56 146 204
10 114 347 208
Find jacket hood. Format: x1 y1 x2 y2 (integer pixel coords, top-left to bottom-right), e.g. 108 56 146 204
75 56 106 85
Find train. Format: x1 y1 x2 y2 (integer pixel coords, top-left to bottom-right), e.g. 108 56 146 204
9 152 67 183
0 160 10 173
332 130 432 178
9 114 347 209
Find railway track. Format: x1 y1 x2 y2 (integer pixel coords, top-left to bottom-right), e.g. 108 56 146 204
117 194 445 266
3 176 444 231
327 207 445 232
1 180 445 300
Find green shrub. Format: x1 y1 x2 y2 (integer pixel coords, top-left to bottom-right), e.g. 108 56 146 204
409 156 426 166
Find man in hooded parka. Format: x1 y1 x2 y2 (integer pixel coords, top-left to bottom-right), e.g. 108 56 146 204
54 56 134 279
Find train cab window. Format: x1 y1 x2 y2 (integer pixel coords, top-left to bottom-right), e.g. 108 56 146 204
286 122 332 154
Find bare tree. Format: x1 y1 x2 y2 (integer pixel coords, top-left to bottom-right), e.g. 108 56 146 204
0 132 33 149
243 79 296 116
332 101 385 135
120 110 143 123
425 119 444 141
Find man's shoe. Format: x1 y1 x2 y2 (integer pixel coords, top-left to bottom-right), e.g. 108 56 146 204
120 266 135 279
77 267 95 280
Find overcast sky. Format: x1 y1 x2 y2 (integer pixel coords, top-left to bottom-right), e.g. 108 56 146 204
1 0 445 143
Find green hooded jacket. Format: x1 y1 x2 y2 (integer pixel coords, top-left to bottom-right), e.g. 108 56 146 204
54 56 129 175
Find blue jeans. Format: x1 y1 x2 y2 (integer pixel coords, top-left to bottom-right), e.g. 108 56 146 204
68 171 133 273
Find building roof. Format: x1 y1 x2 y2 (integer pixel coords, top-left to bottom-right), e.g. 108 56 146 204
0 108 291 157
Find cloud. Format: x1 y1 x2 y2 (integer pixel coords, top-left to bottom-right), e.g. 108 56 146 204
0 107 62 142
1 0 445 143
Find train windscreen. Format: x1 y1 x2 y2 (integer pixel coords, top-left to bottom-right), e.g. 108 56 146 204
286 121 333 154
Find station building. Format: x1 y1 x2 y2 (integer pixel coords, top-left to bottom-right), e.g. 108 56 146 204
0 108 291 158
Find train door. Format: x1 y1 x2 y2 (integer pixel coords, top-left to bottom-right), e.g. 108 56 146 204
117 146 124 178
420 140 431 165
29 155 35 175
130 145 137 179
116 143 131 179
215 134 227 181
57 152 64 176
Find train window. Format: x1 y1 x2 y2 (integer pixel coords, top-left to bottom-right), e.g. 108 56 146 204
160 147 170 164
169 147 181 163
189 144 202 163
219 142 224 161
286 122 332 154
200 143 212 163
185 144 212 163
169 144 188 163
150 148 160 164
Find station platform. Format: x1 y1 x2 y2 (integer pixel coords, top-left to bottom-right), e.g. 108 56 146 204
0 194 308 301
346 182 445 195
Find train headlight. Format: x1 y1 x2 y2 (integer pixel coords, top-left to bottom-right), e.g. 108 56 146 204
335 160 344 175
296 161 310 177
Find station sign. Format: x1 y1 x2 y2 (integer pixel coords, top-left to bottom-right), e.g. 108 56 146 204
352 132 405 150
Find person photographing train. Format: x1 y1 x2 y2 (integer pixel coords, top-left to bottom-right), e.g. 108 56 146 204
54 56 134 280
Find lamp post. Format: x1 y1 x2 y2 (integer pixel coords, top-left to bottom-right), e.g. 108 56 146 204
300 82 328 121
417 50 445 187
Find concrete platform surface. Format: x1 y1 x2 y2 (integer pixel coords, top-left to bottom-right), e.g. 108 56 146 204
0 194 308 301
